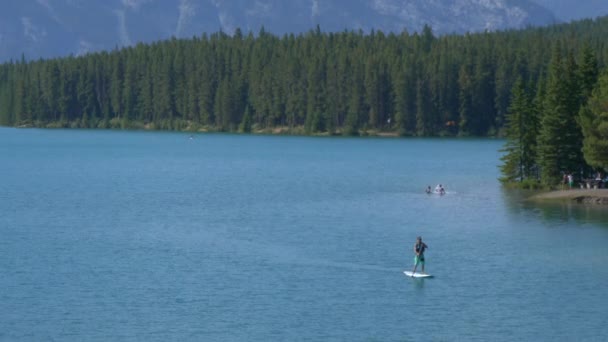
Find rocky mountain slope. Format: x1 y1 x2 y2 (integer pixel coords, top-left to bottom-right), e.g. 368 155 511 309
0 0 568 61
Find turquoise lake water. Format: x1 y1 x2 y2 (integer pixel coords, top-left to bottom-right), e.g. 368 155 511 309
1 127 607 341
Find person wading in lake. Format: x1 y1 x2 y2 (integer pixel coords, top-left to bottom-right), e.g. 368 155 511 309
411 236 428 275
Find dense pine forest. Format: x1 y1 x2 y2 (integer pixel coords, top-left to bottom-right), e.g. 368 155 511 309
499 41 606 187
0 17 607 138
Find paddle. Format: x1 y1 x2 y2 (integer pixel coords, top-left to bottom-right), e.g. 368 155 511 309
410 251 419 277
410 261 418 277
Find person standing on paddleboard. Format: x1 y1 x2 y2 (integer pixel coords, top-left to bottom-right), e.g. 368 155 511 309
411 236 428 275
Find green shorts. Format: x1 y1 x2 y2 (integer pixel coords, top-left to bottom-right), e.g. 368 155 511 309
414 255 425 265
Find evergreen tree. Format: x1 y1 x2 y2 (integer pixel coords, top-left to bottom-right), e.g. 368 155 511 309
57 63 73 124
344 66 364 136
122 53 138 126
471 51 496 135
500 77 538 182
393 63 410 135
0 65 14 125
12 70 27 124
416 77 435 135
458 64 474 136
110 54 123 119
214 77 231 131
305 56 326 133
579 70 608 170
239 106 253 133
537 45 586 185
137 61 154 123
578 43 599 102
284 55 306 129
562 52 586 175
493 53 512 131
76 61 96 127
537 46 567 185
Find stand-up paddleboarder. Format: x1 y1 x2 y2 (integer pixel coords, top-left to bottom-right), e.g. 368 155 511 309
411 236 428 276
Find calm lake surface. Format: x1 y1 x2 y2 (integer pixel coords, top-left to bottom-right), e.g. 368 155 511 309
1 127 607 341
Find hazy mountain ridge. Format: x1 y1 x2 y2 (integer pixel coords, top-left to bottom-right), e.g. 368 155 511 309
0 0 591 62
531 0 608 22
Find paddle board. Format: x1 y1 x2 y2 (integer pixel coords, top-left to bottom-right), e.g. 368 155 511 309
403 271 433 278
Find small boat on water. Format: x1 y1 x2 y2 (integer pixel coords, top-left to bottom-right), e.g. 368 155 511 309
433 184 446 195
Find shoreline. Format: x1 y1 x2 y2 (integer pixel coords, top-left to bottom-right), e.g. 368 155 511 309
528 189 608 205
9 123 405 138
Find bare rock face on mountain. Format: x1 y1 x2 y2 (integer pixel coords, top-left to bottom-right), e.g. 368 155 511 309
0 0 561 61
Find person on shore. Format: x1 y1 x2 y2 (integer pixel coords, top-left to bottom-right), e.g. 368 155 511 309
411 236 428 275
567 173 574 189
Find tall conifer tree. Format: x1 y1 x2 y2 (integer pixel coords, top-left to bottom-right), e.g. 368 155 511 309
500 77 538 182
579 70 608 170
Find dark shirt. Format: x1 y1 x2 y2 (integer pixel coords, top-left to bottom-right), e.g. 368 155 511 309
415 242 427 255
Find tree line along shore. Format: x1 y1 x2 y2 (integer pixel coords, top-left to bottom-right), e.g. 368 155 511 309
1 17 608 189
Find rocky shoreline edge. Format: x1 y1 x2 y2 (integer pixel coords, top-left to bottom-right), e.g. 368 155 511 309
529 189 608 205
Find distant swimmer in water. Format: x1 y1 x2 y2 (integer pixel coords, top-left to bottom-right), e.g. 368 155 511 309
188 135 194 140
425 186 432 194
